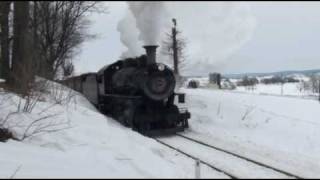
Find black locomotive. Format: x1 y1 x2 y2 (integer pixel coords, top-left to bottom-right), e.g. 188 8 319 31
61 45 190 136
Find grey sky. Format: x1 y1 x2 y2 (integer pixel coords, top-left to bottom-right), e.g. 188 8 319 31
74 1 320 76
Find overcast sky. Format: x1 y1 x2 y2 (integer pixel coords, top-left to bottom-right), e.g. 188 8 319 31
74 1 320 76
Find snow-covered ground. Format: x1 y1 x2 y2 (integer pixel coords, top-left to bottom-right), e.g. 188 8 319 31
180 88 320 178
186 75 318 99
232 73 318 99
0 82 225 178
1 79 320 178
235 83 318 99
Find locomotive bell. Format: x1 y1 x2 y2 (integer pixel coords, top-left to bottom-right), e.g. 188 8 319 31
143 45 158 65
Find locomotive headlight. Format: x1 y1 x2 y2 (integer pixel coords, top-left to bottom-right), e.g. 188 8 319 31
158 64 165 71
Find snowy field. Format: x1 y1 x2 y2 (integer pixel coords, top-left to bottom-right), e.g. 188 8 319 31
186 75 319 99
180 88 320 178
235 83 318 99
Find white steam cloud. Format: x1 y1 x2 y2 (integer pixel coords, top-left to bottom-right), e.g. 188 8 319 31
127 2 168 45
116 11 143 58
117 2 256 75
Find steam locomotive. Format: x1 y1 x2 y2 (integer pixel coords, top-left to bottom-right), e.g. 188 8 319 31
61 45 190 136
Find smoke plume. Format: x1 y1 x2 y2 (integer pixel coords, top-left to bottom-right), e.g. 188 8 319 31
127 2 168 45
116 11 143 58
117 2 256 75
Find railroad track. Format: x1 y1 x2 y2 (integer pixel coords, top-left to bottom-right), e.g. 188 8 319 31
154 133 303 179
154 138 237 179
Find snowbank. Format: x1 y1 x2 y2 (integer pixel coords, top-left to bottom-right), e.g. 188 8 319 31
0 81 223 178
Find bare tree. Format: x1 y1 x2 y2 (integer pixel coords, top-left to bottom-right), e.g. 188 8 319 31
2 1 105 86
10 1 33 95
308 73 320 101
0 1 11 81
161 18 187 76
62 59 75 78
30 1 104 80
238 75 258 91
2 1 105 91
6 1 104 108
309 73 320 94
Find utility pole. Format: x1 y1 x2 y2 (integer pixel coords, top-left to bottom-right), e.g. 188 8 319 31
172 18 179 76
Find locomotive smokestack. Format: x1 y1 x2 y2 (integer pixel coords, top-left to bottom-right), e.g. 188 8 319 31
143 45 158 65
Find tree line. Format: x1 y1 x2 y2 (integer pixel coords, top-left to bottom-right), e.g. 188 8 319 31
0 1 102 95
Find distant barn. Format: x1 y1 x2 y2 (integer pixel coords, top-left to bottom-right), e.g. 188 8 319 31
209 73 221 89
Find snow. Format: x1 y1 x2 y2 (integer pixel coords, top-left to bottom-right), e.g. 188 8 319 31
159 136 291 178
0 81 225 178
1 78 320 178
235 83 318 98
180 88 320 178
186 75 318 99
